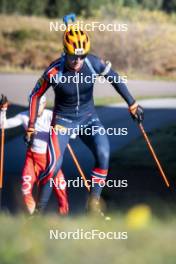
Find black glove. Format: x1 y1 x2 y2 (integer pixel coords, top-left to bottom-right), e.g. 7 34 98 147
24 127 36 147
0 94 8 110
129 102 144 123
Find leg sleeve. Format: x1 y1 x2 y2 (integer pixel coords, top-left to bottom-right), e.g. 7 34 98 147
80 118 110 198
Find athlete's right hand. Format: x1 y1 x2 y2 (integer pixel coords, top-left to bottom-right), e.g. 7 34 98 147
24 128 36 147
0 94 8 111
129 102 144 123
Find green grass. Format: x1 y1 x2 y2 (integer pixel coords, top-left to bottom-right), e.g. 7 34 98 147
121 69 176 81
0 213 176 264
94 95 176 106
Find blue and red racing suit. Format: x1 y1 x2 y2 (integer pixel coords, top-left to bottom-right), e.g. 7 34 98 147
29 53 135 211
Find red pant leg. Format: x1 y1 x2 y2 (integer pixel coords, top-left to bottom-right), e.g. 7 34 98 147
34 149 69 215
21 150 37 214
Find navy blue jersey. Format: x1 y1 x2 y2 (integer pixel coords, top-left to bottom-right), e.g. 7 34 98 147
29 53 135 127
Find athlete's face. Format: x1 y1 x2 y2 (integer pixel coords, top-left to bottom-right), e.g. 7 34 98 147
38 102 46 116
66 54 86 71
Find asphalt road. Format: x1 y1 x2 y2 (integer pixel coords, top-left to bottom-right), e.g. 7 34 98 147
2 98 176 214
0 73 176 106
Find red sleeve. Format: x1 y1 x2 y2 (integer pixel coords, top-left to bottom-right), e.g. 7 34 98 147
29 76 50 128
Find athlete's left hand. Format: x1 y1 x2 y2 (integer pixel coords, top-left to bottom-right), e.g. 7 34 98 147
129 102 144 123
0 94 8 111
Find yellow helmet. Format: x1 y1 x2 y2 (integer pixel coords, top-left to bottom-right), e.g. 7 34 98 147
63 25 90 55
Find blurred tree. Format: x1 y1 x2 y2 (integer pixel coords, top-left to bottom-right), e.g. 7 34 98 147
124 0 138 8
0 0 176 16
25 0 48 15
0 0 28 14
111 0 124 5
162 0 176 13
137 0 163 10
45 0 70 18
0 0 7 13
0 0 47 15
69 0 94 17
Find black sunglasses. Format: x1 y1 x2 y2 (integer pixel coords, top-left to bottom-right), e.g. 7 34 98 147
67 54 87 61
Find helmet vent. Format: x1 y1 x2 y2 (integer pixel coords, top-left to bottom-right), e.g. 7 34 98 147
70 29 74 36
66 34 70 43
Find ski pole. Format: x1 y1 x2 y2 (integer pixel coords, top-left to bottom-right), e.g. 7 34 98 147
67 144 90 192
138 122 170 188
0 109 6 209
